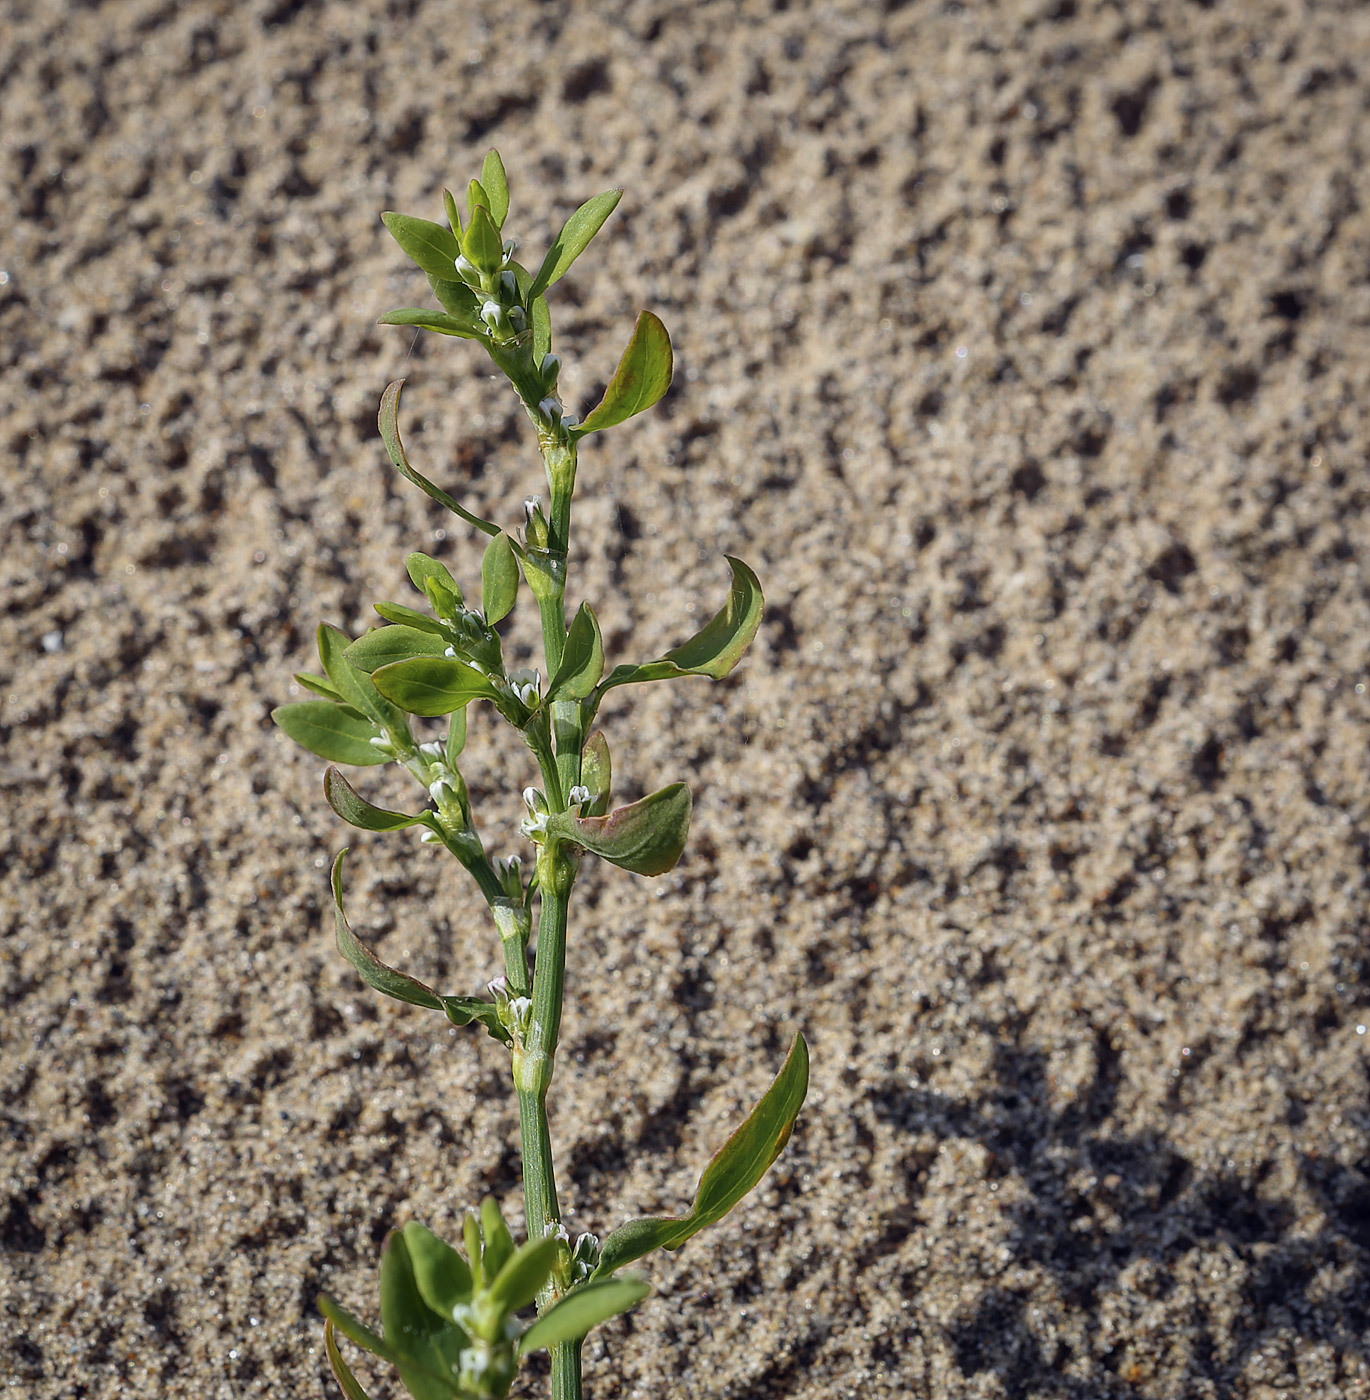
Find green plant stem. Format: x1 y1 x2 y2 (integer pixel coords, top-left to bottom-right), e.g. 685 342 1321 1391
517 850 580 1400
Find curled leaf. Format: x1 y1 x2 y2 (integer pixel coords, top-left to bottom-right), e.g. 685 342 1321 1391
594 1035 809 1278
378 382 501 538
324 767 429 832
581 731 612 816
595 557 763 702
324 1319 377 1400
546 783 691 877
329 851 512 1044
575 311 672 436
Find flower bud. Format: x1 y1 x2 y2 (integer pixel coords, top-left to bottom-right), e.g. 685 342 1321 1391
523 496 550 551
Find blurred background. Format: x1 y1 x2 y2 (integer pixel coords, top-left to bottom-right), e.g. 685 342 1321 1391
3 1 1369 1396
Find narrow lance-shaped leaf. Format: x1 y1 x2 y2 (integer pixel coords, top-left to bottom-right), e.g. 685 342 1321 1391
442 188 463 239
575 312 673 436
529 189 623 300
325 767 430 833
378 382 500 538
593 1035 809 1278
346 625 452 675
373 656 495 717
480 150 509 227
531 294 552 363
273 701 387 767
373 601 448 636
318 623 408 739
519 1276 651 1354
479 1197 515 1282
380 212 462 282
481 533 519 625
332 850 445 1011
426 274 482 321
546 783 691 877
378 307 484 341
595 557 763 702
318 1295 401 1367
324 1319 378 1400
486 1233 562 1316
379 1230 469 1399
401 1222 474 1320
294 671 343 700
546 602 604 702
463 204 503 276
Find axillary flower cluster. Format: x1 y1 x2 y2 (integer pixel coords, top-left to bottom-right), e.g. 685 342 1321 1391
273 152 808 1400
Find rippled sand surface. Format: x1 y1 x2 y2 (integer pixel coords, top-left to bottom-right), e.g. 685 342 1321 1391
4 2 1369 1396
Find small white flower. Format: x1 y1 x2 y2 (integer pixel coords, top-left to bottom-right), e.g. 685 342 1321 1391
567 785 592 810
444 645 457 658
419 740 445 759
429 777 455 806
419 829 440 844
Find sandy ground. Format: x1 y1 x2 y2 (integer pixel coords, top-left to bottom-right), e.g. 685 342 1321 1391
4 0 1370 1397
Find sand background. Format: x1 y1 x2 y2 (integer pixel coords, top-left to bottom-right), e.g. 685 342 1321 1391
3 0 1370 1396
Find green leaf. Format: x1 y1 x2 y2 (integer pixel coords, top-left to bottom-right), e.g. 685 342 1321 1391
581 730 612 816
487 1233 561 1316
324 1319 378 1400
332 850 445 1011
546 783 691 877
331 852 511 1043
519 1276 650 1353
294 671 343 700
546 602 604 702
479 1197 515 1283
446 706 468 763
529 189 623 299
380 1231 467 1400
442 187 463 239
381 212 461 282
440 996 508 1042
575 311 673 435
325 767 429 832
426 274 481 320
373 657 494 717
346 625 452 675
373 601 448 636
406 553 463 605
273 701 387 767
596 557 764 700
481 150 510 227
379 307 484 341
481 533 519 625
531 294 552 363
466 178 490 224
318 623 408 738
378 382 501 538
463 204 503 275
594 1036 809 1278
319 1295 401 1366
402 1222 474 1319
